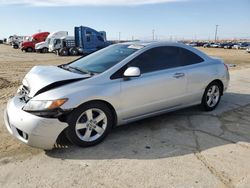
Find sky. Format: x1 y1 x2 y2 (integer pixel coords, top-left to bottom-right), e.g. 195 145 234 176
0 0 249 40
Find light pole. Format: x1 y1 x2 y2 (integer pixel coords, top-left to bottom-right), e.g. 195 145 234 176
152 29 155 41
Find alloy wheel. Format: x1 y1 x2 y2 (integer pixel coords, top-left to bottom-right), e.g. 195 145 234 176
75 108 107 142
206 85 220 107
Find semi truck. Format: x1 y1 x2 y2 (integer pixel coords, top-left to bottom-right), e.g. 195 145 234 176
49 26 111 56
6 35 29 49
35 31 68 53
20 32 50 52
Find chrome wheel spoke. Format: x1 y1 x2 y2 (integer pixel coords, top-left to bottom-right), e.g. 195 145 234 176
207 97 212 106
211 86 216 94
94 125 105 135
83 128 92 141
207 92 212 97
94 112 106 123
76 122 87 130
86 109 93 121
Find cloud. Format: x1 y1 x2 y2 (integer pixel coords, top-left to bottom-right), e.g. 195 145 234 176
0 0 184 6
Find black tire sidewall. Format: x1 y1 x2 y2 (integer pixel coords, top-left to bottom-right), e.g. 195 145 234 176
42 48 48 53
27 47 33 52
65 102 113 147
202 82 222 111
60 49 68 56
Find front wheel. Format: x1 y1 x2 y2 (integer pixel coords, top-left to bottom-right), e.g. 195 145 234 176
201 82 222 111
42 47 48 53
59 48 69 56
26 47 33 52
65 102 113 147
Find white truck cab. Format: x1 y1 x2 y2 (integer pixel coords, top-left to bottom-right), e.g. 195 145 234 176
35 31 68 53
49 36 75 54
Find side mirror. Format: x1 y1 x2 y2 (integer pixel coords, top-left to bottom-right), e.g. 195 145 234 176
123 67 141 77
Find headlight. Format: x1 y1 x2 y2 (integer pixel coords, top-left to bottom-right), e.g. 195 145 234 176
23 98 68 111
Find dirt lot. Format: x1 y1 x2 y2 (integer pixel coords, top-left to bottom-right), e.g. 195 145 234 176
0 44 250 188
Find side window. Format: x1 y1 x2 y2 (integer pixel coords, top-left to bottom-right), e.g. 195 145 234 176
97 36 104 42
86 31 92 42
128 46 180 74
180 48 204 66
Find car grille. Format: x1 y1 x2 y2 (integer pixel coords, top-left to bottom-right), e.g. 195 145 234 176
18 85 31 103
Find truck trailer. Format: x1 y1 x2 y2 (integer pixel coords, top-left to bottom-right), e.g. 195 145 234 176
49 26 111 56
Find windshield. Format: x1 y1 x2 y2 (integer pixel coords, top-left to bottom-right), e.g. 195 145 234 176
68 44 142 74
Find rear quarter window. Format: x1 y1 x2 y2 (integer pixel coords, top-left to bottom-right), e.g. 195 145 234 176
180 48 204 66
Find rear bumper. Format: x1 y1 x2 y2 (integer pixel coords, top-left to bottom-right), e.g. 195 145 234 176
4 96 68 150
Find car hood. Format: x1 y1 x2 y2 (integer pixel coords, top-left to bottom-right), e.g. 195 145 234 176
35 41 46 49
23 65 90 97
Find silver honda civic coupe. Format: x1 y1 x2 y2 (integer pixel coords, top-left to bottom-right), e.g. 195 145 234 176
4 42 229 149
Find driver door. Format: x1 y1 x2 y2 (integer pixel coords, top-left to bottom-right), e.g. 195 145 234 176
119 46 188 121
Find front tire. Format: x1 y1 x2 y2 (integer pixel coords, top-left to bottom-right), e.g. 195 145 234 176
26 47 33 52
201 82 222 111
59 48 69 56
65 102 113 147
42 47 48 53
69 47 78 56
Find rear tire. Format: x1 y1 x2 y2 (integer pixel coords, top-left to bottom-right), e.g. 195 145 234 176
65 102 113 147
201 81 222 111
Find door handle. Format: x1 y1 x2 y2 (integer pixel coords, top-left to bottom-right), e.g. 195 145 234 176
173 73 185 78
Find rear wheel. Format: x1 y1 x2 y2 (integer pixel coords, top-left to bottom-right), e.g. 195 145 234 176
201 82 222 111
65 102 113 147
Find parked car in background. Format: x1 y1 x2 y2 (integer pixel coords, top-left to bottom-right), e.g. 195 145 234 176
239 42 250 49
210 43 220 48
224 43 235 49
187 42 197 47
20 32 50 52
4 42 229 149
6 35 29 46
246 46 250 53
203 43 213 48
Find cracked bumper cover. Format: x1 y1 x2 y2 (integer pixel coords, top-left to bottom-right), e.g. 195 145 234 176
4 96 68 150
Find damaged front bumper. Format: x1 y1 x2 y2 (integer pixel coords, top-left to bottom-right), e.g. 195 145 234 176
4 96 68 150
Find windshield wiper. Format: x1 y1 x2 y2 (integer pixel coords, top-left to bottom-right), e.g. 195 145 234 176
68 66 95 76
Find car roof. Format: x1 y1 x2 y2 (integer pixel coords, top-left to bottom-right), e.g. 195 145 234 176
122 41 182 47
120 41 211 61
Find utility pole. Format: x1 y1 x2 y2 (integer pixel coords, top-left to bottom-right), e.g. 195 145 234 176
152 29 155 41
119 32 121 42
214 25 219 42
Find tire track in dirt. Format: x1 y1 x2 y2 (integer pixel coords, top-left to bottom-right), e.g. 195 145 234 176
0 77 20 89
